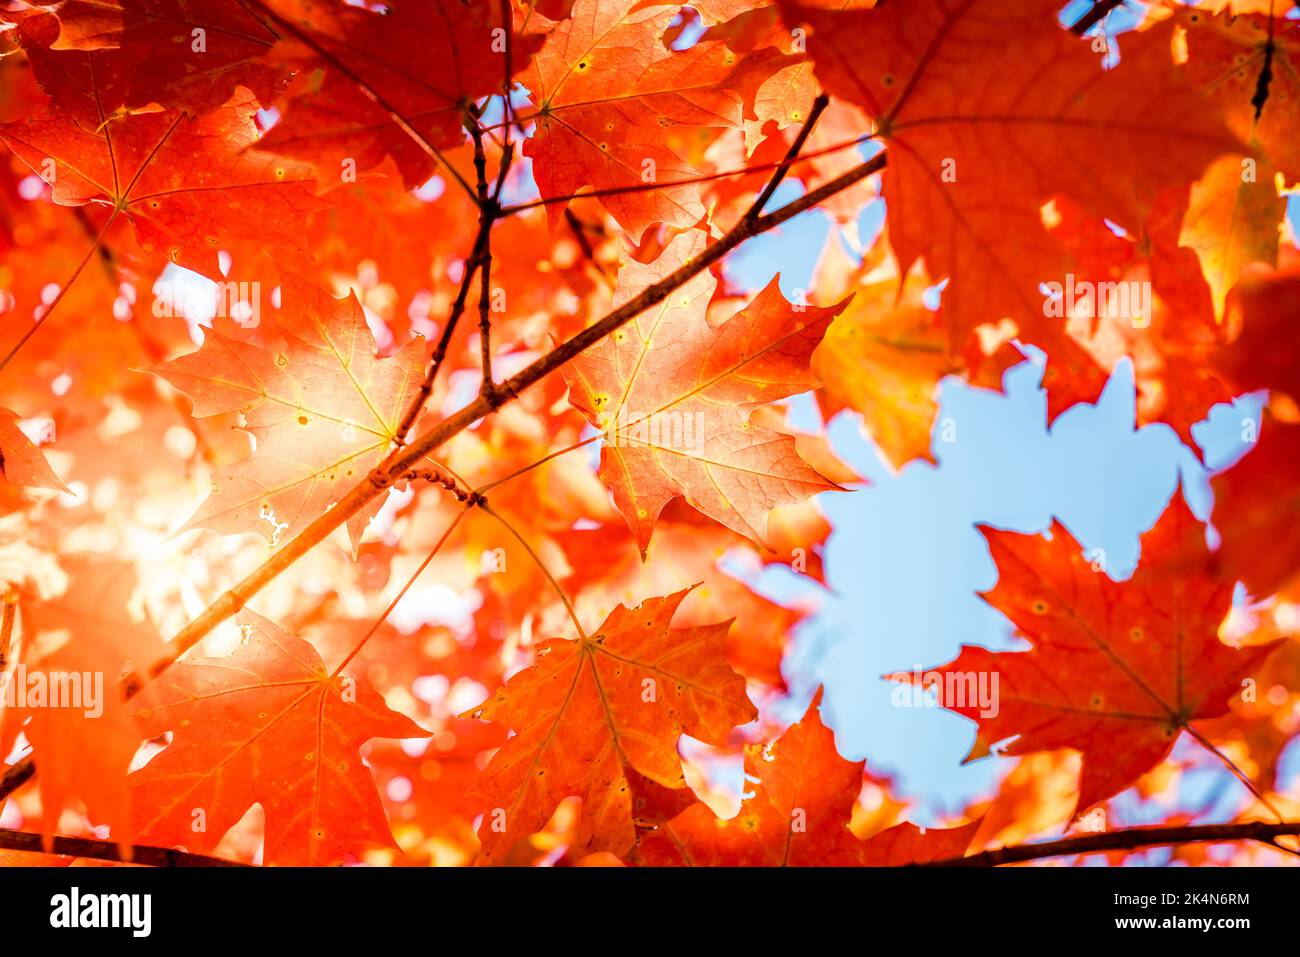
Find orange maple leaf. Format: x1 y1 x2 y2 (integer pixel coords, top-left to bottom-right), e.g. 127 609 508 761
899 493 1283 817
0 87 327 278
637 690 980 865
465 588 757 864
261 0 545 188
0 409 68 494
0 558 160 855
563 230 848 554
129 608 423 865
150 273 423 550
1210 422 1300 600
778 0 1236 380
521 0 760 237
12 1 287 118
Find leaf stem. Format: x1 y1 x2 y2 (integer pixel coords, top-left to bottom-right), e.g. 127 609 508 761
331 503 472 676
0 208 118 375
478 499 587 641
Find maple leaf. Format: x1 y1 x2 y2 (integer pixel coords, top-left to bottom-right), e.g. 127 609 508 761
1212 264 1300 402
0 558 160 854
1180 153 1284 321
465 588 757 864
1210 422 1300 599
13 0 287 118
636 689 866 865
563 230 848 555
0 87 327 278
778 0 1237 370
856 819 982 867
1176 6 1299 181
0 408 68 493
812 255 957 467
637 690 980 865
129 608 423 865
1043 192 1234 447
899 494 1283 817
521 0 759 237
150 273 423 550
260 0 544 189
556 516 806 686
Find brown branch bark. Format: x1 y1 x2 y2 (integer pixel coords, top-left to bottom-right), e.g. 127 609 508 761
926 821 1300 867
0 827 248 867
1069 0 1125 36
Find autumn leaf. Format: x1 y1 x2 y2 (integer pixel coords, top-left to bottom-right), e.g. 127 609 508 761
556 515 807 686
0 558 160 854
261 0 544 188
637 690 980 865
150 272 423 550
521 0 760 237
563 230 848 555
1175 5 1299 181
465 588 757 864
1212 264 1300 402
129 608 424 865
778 0 1236 366
0 87 327 278
899 493 1283 817
636 689 866 865
1179 153 1284 321
1210 422 1300 599
13 0 287 118
812 255 955 467
0 408 68 493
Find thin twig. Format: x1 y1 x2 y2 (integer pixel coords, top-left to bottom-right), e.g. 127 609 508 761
744 93 830 221
331 503 473 675
0 592 15 674
393 217 491 444
1183 723 1286 823
467 106 498 394
497 129 874 217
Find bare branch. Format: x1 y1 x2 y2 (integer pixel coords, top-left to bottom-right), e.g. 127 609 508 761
0 827 247 867
927 821 1300 867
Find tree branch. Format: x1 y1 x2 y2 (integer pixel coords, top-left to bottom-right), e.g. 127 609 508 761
926 821 1300 867
1069 0 1124 37
0 106 889 808
0 827 248 867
